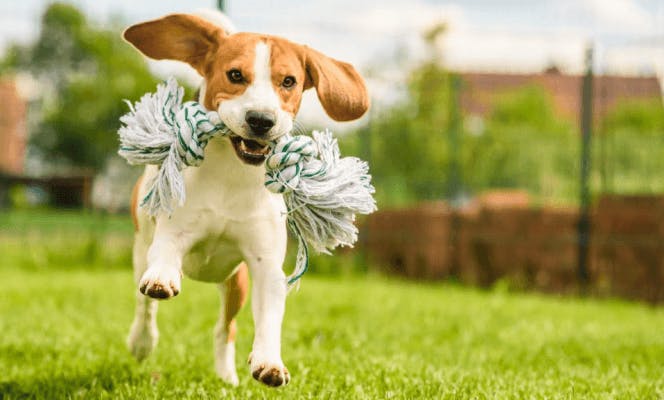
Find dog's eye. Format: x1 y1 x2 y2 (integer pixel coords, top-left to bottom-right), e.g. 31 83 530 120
227 69 244 84
282 76 296 88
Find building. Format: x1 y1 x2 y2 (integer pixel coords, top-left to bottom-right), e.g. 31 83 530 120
0 79 27 175
460 69 663 123
0 77 92 208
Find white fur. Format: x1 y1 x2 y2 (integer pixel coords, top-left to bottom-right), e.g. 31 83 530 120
215 283 239 385
218 42 293 142
128 37 292 386
194 8 237 34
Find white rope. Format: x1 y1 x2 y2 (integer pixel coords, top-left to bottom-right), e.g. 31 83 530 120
118 77 377 287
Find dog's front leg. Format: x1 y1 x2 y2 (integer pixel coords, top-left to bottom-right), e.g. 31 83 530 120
139 224 197 299
246 253 290 387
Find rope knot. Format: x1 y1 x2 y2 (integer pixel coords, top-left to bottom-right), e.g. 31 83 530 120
118 78 228 214
173 102 227 167
264 135 325 194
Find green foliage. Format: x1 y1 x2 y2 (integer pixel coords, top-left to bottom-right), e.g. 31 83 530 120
343 62 580 206
343 33 664 207
3 3 158 171
603 99 664 135
596 99 664 194
462 86 578 202
343 62 454 206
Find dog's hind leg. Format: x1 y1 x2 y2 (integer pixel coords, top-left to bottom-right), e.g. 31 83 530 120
127 233 159 361
215 262 249 386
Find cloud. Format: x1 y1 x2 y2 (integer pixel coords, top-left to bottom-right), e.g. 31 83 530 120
602 44 664 84
0 0 40 54
343 2 464 36
575 0 656 34
441 29 587 74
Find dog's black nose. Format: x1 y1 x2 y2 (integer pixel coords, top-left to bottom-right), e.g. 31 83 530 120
245 111 276 136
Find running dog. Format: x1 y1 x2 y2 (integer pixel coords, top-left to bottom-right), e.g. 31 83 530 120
123 12 369 387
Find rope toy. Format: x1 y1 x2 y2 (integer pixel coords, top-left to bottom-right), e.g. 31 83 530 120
118 77 376 287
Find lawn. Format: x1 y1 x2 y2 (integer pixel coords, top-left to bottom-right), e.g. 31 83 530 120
1 211 664 399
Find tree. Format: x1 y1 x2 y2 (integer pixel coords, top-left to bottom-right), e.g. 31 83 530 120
339 25 455 206
2 3 158 172
339 28 578 206
461 85 577 202
598 99 664 194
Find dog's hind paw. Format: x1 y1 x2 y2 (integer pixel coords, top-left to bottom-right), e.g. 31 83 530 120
217 369 240 386
139 267 181 299
127 320 158 361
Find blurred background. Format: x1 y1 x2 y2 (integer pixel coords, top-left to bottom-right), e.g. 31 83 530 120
0 0 663 303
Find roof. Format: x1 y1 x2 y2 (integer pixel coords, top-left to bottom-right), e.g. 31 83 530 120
459 71 663 123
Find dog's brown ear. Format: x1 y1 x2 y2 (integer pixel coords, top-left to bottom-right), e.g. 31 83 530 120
123 14 224 75
303 47 370 121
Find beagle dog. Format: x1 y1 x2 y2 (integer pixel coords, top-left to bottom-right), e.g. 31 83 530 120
123 13 369 387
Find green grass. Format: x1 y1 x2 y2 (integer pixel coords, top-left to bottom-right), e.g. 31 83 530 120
1 210 664 398
1 268 664 399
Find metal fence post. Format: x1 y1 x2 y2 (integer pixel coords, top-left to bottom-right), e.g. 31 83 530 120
447 74 462 203
447 75 463 277
577 45 594 290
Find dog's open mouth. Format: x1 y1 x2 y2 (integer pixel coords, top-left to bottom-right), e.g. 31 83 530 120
230 135 270 165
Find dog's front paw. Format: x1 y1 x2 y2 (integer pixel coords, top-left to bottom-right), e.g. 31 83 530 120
139 267 181 299
250 356 290 387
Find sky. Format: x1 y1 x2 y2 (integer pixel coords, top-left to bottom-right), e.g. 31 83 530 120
1 0 663 126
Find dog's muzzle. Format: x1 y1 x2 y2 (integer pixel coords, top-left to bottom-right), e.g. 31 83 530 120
230 135 271 165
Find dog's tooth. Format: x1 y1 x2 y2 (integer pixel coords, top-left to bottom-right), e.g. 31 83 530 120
240 140 248 152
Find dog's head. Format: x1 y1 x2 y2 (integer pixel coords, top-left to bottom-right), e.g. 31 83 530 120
123 14 369 165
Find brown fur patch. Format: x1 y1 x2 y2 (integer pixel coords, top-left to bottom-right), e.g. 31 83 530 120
267 38 308 116
123 14 224 76
303 46 370 121
224 263 249 342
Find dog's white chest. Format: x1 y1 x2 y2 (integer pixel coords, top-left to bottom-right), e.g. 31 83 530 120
137 136 287 283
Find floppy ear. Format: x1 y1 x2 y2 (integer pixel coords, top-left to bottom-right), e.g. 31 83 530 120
123 14 224 75
304 47 370 121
